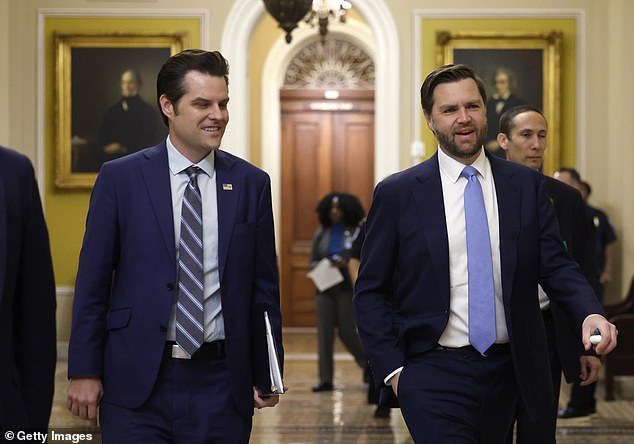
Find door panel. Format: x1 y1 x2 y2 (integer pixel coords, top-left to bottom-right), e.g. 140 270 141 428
333 113 375 213
280 90 374 327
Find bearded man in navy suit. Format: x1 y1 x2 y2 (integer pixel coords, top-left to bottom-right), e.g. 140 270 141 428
0 146 56 438
67 50 283 443
353 64 617 443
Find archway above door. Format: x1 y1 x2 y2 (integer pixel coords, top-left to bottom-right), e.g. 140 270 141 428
284 38 374 89
221 0 399 181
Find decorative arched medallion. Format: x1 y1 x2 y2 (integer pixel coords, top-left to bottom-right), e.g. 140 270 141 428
284 38 374 89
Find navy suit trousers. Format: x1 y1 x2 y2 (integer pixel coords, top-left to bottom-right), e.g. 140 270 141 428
100 351 252 444
397 346 517 443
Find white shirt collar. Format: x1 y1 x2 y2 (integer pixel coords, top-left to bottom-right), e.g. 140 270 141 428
437 145 490 184
166 135 215 178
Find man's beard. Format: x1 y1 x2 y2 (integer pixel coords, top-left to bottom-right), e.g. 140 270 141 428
435 124 487 160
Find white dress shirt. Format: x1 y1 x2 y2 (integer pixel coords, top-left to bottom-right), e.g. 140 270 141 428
385 147 510 385
437 147 508 347
166 137 225 342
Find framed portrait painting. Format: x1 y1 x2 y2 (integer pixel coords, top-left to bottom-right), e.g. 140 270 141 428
54 32 185 188
436 31 562 175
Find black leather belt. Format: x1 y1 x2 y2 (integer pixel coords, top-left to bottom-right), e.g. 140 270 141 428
164 341 226 360
435 343 510 357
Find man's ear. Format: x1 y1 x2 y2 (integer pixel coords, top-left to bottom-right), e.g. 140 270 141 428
497 132 509 151
159 95 174 119
423 110 431 127
423 111 436 135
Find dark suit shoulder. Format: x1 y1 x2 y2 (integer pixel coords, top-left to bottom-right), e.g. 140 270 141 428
215 149 270 180
488 153 534 175
543 175 583 202
98 142 166 172
543 176 586 219
488 154 547 191
0 146 38 194
0 145 34 173
378 154 437 189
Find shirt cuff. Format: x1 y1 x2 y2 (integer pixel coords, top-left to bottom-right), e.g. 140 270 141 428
384 367 403 386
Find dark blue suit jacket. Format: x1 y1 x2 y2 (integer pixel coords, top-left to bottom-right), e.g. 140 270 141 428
68 142 283 417
543 176 599 383
0 147 56 431
353 151 604 419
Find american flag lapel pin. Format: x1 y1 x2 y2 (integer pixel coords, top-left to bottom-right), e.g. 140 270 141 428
222 183 233 191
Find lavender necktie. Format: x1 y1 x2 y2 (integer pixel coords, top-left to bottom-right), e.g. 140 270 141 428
461 165 496 354
176 166 205 357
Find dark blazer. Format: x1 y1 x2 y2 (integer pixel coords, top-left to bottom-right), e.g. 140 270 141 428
0 147 56 431
544 176 599 382
353 151 604 419
68 142 283 417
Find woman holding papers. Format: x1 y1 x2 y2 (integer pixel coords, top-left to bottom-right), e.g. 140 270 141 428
309 193 367 392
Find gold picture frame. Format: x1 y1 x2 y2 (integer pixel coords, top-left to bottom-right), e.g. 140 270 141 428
54 32 185 188
436 31 562 175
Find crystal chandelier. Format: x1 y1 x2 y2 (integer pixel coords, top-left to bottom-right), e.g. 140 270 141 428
305 0 352 43
263 0 352 44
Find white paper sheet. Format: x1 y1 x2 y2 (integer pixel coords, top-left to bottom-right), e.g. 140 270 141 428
264 311 284 394
307 258 344 292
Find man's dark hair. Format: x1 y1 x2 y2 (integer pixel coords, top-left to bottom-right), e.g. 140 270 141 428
556 166 582 184
420 64 487 115
498 105 546 137
315 192 365 228
156 49 230 126
580 180 592 196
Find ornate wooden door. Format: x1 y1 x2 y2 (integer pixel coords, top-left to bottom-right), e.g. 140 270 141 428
280 89 374 326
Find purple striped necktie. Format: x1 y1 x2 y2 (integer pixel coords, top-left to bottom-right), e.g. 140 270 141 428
176 166 205 357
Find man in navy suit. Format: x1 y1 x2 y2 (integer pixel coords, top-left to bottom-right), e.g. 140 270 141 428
0 146 56 438
497 105 601 443
67 50 283 443
353 64 617 443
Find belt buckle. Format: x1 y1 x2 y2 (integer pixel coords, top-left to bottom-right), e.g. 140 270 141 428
171 344 192 359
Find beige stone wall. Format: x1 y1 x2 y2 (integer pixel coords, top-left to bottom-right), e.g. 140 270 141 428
0 0 10 147
602 0 634 303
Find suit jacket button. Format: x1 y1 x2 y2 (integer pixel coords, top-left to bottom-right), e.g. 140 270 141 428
159 326 167 332
166 283 174 291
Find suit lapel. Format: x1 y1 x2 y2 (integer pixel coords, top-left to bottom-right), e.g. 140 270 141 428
411 155 450 299
215 150 238 280
139 143 176 261
488 154 520 304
